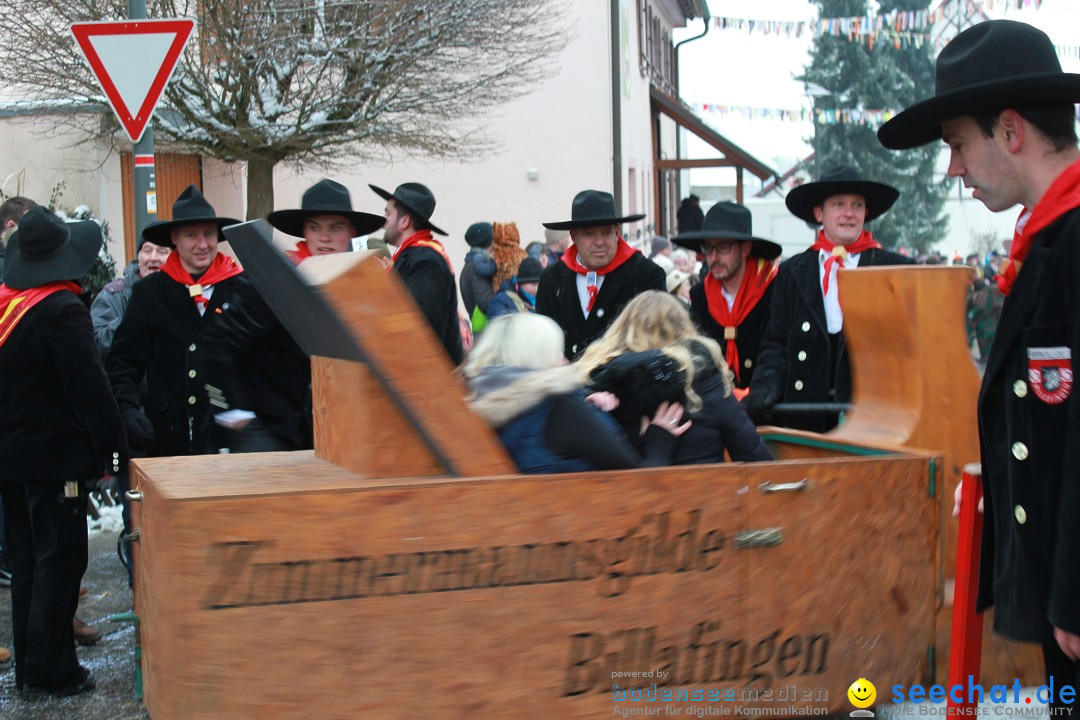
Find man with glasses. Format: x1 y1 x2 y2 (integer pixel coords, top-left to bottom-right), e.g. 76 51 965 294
746 166 912 432
673 202 781 396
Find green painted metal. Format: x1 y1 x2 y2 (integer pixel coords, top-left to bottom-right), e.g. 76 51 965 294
759 433 892 456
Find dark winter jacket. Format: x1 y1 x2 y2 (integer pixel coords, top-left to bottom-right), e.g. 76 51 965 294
394 245 463 365
90 259 140 358
689 279 774 390
201 281 313 451
467 365 677 473
976 207 1080 644
106 268 247 457
589 346 772 465
0 291 124 483
459 249 496 318
674 362 772 464
536 253 666 359
749 246 913 432
487 278 535 318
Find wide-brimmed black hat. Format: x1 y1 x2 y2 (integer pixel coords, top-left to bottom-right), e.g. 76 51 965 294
141 185 241 247
879 20 1080 149
542 190 645 230
784 166 899 224
3 207 102 289
267 179 385 238
672 202 781 260
369 182 446 236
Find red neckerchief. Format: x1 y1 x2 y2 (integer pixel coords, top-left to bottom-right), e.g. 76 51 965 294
997 157 1080 296
391 230 454 273
704 257 777 384
286 240 313 265
560 237 638 312
160 252 243 305
810 229 881 295
0 281 81 348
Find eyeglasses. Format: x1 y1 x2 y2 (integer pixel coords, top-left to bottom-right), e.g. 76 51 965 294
701 242 738 256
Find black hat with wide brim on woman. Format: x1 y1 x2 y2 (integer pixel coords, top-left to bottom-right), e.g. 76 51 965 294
3 206 102 290
672 201 782 260
879 20 1080 150
542 190 645 230
141 185 241 248
267 179 385 238
784 166 899 224
369 182 447 236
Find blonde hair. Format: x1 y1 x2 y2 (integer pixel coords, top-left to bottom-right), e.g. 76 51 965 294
576 291 732 410
462 313 565 378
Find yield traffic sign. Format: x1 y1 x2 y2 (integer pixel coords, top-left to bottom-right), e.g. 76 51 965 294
71 19 195 143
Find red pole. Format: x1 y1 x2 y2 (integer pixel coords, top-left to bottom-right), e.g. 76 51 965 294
947 463 984 712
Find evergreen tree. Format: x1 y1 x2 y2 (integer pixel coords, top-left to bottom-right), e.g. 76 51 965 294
801 0 947 253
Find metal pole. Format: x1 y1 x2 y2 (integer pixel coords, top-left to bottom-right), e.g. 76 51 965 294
128 0 157 252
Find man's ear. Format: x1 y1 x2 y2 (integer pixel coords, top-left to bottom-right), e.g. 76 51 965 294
812 205 824 224
998 108 1024 153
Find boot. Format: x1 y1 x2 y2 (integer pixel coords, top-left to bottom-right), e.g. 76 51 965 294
73 616 102 646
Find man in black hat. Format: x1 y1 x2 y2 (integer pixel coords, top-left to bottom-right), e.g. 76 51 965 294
677 194 705 235
106 185 244 458
881 20 1080 685
535 189 665 358
0 207 124 697
202 179 384 452
673 202 781 394
746 166 912 432
370 182 463 365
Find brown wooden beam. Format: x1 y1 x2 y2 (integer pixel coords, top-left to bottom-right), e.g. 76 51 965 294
736 166 744 205
656 158 737 170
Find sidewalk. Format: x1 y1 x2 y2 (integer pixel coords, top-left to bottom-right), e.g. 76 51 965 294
0 510 149 719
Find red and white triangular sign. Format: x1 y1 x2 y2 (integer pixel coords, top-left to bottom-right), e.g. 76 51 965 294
71 19 195 143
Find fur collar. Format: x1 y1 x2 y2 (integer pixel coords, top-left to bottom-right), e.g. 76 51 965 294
467 364 583 427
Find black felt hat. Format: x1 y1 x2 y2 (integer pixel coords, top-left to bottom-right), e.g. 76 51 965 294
879 20 1080 149
268 179 385 238
141 185 241 247
672 202 781 260
784 166 899 224
3 207 102 289
542 190 645 230
369 182 447 236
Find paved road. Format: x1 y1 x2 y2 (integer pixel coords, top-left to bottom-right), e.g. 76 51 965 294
0 523 150 719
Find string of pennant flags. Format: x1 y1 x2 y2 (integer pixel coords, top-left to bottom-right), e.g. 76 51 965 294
691 103 899 127
689 102 1080 127
709 0 1080 55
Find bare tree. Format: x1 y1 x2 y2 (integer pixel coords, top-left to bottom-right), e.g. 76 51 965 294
0 0 571 217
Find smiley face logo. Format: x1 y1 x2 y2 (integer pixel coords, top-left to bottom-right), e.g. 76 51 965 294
848 678 876 709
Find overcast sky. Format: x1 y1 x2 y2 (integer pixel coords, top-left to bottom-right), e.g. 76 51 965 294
675 0 1080 186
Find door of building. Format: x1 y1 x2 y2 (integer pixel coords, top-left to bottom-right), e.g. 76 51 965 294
120 153 202 263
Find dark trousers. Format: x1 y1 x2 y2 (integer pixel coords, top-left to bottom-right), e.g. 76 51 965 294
1044 642 1080 714
0 480 88 690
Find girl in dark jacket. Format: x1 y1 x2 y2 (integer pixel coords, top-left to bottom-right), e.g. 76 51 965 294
576 291 771 464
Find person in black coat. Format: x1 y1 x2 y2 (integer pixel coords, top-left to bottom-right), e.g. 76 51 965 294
370 182 463 365
746 166 913 432
577 290 771 464
204 180 386 452
536 190 665 359
674 202 782 393
880 19 1080 695
0 208 124 697
106 186 244 457
459 221 497 331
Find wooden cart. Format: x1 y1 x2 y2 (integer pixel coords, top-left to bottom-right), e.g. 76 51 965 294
128 225 996 719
